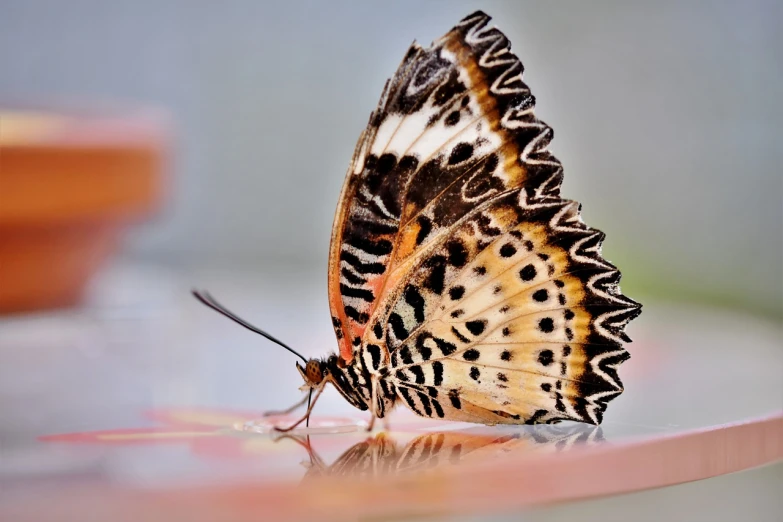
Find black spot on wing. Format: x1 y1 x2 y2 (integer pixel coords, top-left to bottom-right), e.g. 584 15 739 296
409 365 426 384
347 217 398 236
448 142 474 165
417 392 433 416
538 350 554 366
476 214 501 236
398 154 419 173
449 285 465 300
423 255 447 295
399 387 422 416
448 389 462 409
445 110 460 126
341 251 386 275
432 361 444 385
519 264 536 281
389 313 408 341
366 344 382 370
399 345 414 365
414 334 432 361
345 364 367 401
347 236 393 257
432 398 445 418
415 215 432 245
462 349 480 361
499 243 516 257
344 305 369 324
404 284 426 323
344 365 361 391
436 339 457 356
376 153 397 175
341 267 365 285
555 392 566 412
465 320 486 336
539 317 555 333
532 289 548 302
446 240 468 268
451 326 470 344
340 284 375 302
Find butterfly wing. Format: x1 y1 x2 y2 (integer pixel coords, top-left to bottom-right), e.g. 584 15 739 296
370 13 639 424
328 11 563 363
387 193 641 424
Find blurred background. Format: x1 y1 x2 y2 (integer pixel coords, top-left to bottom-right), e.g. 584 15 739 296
0 1 781 521
1 0 781 319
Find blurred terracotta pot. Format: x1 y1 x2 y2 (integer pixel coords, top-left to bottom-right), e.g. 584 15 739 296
0 110 167 313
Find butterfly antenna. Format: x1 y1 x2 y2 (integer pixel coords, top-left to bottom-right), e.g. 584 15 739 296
192 289 307 363
306 388 313 427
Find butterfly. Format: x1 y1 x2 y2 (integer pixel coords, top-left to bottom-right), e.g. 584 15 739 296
194 10 641 431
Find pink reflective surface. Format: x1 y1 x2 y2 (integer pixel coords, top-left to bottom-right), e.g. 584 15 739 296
1 265 781 520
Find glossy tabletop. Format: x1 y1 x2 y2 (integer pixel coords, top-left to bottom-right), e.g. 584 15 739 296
1 264 781 521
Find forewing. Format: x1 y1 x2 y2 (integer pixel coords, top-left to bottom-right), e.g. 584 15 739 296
328 11 563 362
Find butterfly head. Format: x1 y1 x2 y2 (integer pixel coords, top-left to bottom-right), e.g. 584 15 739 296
297 359 325 387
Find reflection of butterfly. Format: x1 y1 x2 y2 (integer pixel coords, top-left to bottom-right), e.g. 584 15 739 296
289 424 604 479
195 10 641 430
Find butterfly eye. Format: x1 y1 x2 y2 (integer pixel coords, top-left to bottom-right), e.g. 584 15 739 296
305 360 324 384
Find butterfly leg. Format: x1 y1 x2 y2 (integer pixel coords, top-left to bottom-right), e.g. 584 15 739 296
273 382 327 433
366 377 383 432
262 393 308 417
272 434 326 472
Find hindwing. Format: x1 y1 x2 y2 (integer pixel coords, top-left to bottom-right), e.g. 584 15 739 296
387 194 640 425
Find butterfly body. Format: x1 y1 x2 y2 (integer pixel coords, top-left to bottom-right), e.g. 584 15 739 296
318 11 641 427
298 355 398 419
197 11 640 430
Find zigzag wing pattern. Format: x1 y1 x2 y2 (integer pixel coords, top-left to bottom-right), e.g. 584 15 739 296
386 193 641 425
327 10 563 363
